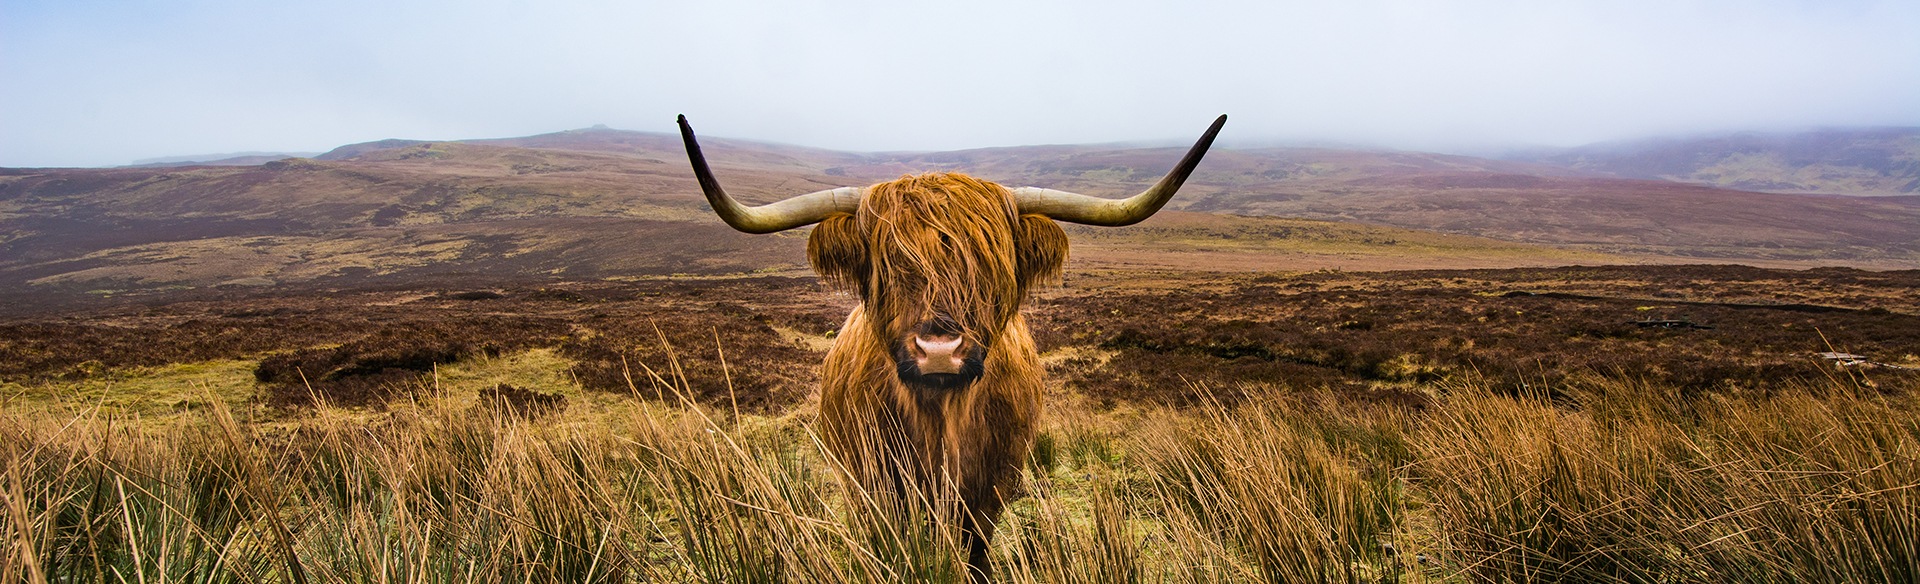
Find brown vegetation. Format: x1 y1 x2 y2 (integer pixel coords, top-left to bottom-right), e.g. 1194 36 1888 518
5 265 1917 414
1035 265 1920 406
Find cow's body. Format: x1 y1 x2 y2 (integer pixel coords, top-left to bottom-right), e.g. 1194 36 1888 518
818 306 1042 554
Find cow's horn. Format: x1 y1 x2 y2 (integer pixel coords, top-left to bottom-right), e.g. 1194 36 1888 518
680 115 862 234
1011 114 1226 226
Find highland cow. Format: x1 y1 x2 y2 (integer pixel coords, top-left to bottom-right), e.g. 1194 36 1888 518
679 114 1225 581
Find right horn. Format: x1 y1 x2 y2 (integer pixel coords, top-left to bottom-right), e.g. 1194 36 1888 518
1011 114 1226 226
680 115 862 234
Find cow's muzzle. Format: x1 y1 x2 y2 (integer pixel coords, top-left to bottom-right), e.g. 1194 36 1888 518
893 320 986 390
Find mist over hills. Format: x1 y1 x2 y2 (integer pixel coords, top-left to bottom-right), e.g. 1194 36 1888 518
2 125 1917 315
1510 127 1920 196
128 151 323 168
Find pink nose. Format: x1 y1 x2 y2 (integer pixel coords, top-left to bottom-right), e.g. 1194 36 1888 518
914 334 966 374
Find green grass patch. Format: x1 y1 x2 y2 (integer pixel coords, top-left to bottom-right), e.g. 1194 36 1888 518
2 358 257 417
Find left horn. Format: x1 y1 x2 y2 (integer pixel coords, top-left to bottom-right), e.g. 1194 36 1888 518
680 115 861 234
1011 114 1226 226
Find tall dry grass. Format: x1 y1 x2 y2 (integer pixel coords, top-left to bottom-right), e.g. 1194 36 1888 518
1415 375 1920 583
4 367 1916 582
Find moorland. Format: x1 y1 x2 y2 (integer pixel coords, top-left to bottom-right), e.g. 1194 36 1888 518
4 126 1918 582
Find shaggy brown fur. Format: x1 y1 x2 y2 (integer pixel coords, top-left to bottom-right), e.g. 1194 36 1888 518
810 173 1065 580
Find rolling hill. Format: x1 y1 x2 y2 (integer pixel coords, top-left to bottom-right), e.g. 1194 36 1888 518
1511 127 1920 196
4 126 1917 315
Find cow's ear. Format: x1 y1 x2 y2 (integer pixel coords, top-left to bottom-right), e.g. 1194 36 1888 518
1013 214 1067 289
808 213 867 292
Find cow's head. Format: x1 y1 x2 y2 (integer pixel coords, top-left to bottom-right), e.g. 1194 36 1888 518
679 115 1225 391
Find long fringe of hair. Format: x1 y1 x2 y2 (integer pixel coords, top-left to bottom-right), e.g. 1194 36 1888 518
810 173 1053 345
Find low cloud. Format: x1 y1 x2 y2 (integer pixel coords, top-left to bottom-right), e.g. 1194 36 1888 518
3 0 1916 166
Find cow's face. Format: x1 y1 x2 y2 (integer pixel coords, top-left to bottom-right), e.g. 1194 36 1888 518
809 173 1066 391
680 115 1222 393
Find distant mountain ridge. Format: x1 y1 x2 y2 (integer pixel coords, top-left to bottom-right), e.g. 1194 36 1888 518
128 151 320 168
4 124 1918 314
1510 127 1920 196
433 127 1920 261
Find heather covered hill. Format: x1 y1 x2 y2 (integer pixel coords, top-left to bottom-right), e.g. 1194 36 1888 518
6 126 1920 315
1514 127 1920 195
932 144 1920 262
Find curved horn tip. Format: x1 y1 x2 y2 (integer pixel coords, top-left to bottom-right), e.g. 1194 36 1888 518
1010 114 1228 226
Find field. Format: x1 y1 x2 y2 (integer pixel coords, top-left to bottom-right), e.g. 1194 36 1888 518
6 264 1919 582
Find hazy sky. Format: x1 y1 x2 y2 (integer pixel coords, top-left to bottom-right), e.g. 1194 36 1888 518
4 0 1917 167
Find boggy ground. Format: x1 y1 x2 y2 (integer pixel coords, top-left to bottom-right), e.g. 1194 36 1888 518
1033 264 1920 406
3 264 1916 415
